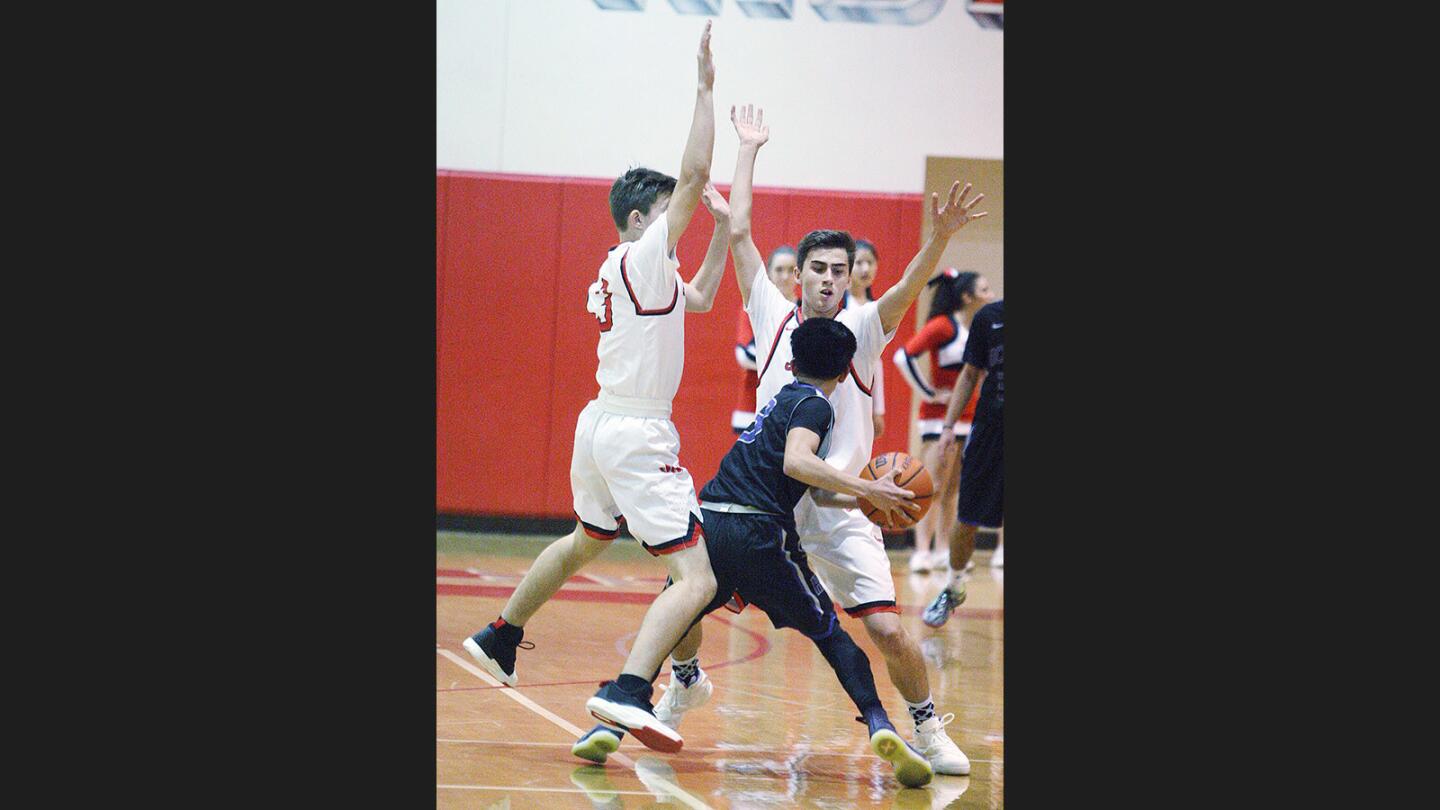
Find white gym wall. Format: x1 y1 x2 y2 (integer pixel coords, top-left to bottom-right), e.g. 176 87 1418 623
437 0 1003 192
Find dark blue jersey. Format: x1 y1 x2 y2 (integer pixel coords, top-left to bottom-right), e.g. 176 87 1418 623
962 300 1004 417
699 381 834 518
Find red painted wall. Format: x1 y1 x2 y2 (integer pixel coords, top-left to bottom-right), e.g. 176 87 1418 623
438 170 926 518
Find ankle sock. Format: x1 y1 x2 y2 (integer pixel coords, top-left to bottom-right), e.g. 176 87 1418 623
671 656 701 688
906 696 936 729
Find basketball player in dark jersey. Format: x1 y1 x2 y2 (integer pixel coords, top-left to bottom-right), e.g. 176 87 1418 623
581 317 934 787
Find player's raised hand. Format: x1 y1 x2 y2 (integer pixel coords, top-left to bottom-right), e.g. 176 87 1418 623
931 180 988 240
700 182 730 220
731 104 769 149
697 20 715 90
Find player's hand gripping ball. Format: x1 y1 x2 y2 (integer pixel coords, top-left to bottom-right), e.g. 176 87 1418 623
857 452 934 530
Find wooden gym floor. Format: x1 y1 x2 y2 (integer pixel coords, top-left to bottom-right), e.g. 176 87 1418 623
437 530 1004 809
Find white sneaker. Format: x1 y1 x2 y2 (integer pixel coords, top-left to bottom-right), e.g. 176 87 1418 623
914 713 970 775
928 549 950 571
652 670 712 728
909 550 931 573
991 541 1003 567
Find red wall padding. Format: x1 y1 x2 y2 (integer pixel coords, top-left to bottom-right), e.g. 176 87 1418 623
438 170 925 518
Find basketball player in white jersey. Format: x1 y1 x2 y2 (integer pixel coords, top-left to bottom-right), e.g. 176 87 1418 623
463 21 726 756
652 103 988 774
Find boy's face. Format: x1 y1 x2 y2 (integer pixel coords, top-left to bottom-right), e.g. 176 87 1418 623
798 247 850 317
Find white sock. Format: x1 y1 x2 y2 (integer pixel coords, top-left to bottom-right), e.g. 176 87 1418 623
905 695 937 729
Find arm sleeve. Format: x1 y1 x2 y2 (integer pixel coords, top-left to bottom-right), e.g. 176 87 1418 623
788 396 834 445
904 316 957 356
621 215 682 309
893 316 956 401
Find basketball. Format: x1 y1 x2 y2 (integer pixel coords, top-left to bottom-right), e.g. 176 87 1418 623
857 451 933 530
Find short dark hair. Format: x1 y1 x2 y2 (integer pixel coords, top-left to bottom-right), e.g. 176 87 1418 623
609 168 677 231
795 229 856 273
854 239 878 261
790 317 857 381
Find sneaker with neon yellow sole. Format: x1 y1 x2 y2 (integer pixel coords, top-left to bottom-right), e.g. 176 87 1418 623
870 727 934 788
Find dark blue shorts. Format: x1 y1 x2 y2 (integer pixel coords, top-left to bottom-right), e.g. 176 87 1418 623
957 414 1003 528
697 508 838 639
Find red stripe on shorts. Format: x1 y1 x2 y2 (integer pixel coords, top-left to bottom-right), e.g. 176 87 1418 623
845 604 901 618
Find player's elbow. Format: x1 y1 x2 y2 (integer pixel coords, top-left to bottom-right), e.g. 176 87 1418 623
782 452 803 478
681 161 711 185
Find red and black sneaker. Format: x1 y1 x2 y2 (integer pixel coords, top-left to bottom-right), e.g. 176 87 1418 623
462 619 532 687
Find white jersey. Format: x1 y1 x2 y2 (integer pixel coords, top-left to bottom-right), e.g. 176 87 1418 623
747 269 897 480
844 293 885 416
585 216 685 408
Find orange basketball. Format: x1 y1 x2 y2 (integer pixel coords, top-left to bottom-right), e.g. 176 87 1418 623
857 451 933 530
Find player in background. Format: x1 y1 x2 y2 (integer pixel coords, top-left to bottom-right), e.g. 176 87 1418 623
847 239 887 441
464 25 725 755
650 104 987 775
892 269 995 575
732 246 798 434
923 298 1004 628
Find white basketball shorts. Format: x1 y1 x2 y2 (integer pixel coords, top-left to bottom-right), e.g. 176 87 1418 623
794 493 899 616
570 399 704 555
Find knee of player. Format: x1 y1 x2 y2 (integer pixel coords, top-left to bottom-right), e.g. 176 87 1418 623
863 614 909 648
688 567 717 602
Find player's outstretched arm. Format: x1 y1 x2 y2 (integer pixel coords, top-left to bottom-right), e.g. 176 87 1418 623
783 427 920 524
875 180 988 334
683 183 730 313
728 103 769 310
665 20 717 256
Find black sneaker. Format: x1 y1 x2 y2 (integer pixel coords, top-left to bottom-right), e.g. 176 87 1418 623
462 621 531 686
585 681 683 753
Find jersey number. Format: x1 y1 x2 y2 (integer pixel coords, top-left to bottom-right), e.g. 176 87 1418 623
737 396 778 444
594 278 614 333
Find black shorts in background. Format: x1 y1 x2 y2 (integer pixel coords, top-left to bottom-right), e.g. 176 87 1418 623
957 413 1003 528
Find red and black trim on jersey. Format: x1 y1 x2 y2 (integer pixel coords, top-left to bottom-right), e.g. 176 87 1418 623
577 512 626 541
843 600 900 617
620 248 679 316
757 306 873 396
848 361 873 396
642 511 705 556
757 307 799 380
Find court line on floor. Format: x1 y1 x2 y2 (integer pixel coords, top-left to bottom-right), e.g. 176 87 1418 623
435 737 1002 764
436 648 712 810
436 611 774 694
440 578 1002 620
437 784 655 795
